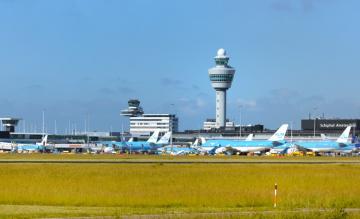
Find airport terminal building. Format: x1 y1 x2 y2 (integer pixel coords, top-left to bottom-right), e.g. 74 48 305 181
121 99 179 136
129 114 178 136
301 119 360 135
203 119 235 131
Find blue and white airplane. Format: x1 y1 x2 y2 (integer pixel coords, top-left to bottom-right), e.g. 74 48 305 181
291 126 353 153
196 134 253 154
126 130 172 153
158 138 215 155
269 142 295 155
17 135 48 153
93 136 130 153
199 124 289 154
97 134 136 153
95 130 165 153
334 144 359 154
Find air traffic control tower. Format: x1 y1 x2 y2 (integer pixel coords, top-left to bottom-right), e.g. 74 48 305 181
0 117 21 132
208 48 236 129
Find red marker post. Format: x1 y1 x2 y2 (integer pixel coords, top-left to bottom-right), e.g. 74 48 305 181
274 183 278 208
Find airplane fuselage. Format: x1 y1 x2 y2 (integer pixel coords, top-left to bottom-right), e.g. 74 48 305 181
202 140 285 153
126 142 162 152
294 141 348 152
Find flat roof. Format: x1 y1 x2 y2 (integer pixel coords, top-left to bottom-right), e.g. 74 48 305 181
0 118 22 121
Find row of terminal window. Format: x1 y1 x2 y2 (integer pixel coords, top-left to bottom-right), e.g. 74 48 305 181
209 74 233 82
130 123 169 126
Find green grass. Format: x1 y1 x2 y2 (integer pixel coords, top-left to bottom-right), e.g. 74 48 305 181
0 159 360 218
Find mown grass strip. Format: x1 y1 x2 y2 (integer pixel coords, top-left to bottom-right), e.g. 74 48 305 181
1 162 360 218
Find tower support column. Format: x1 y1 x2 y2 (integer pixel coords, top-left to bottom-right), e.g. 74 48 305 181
216 89 226 128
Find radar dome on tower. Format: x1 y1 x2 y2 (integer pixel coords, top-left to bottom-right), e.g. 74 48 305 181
216 48 227 57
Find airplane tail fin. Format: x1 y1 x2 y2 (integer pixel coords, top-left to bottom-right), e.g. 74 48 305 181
40 135 48 146
245 134 253 141
147 130 160 143
321 134 327 140
200 137 206 145
268 124 288 142
336 126 352 144
156 131 172 145
192 138 199 147
351 135 360 144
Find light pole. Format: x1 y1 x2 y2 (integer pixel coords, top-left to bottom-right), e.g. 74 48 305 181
290 121 293 143
239 105 243 139
170 104 175 153
54 120 57 135
313 107 317 138
42 110 45 137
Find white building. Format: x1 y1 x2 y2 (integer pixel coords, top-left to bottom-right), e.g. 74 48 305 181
203 119 235 131
130 114 178 136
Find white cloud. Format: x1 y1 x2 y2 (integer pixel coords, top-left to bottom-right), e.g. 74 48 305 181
235 99 257 108
178 97 208 116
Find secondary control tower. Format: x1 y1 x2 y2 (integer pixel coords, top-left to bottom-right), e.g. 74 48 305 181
208 48 236 129
120 99 144 117
0 117 21 132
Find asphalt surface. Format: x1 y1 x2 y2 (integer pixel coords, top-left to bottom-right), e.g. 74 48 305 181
42 208 360 219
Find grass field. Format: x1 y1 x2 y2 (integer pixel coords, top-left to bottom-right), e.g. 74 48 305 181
0 155 360 218
0 153 360 161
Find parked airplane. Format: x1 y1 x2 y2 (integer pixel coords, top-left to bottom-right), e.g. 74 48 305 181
334 144 359 154
196 133 254 154
269 142 294 154
291 126 353 152
93 130 162 153
95 139 129 153
158 145 199 155
321 134 328 140
155 131 172 145
213 133 256 154
245 134 254 141
200 124 289 154
16 135 48 153
125 130 159 148
126 130 171 153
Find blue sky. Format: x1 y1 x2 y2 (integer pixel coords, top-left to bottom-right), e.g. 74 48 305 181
0 0 359 133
